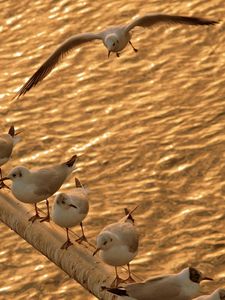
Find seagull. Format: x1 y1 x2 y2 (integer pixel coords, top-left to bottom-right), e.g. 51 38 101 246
193 288 225 300
103 267 213 300
0 154 77 223
14 13 218 99
0 125 20 189
93 206 139 287
52 177 89 250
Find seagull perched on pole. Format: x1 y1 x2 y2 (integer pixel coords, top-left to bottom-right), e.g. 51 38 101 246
103 267 213 300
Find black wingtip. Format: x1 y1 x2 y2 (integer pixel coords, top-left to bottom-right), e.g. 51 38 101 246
205 19 220 26
124 208 135 223
124 205 140 223
8 125 15 137
65 154 78 167
75 177 82 188
192 17 220 26
102 286 129 296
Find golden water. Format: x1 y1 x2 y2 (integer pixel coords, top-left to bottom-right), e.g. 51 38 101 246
0 0 225 299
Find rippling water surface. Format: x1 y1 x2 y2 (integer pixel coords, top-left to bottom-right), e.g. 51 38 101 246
0 0 225 299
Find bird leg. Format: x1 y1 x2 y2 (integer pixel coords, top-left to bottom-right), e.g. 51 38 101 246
110 267 124 287
125 263 136 283
29 203 42 223
76 222 88 244
129 41 138 52
61 228 73 250
40 199 50 222
0 168 10 190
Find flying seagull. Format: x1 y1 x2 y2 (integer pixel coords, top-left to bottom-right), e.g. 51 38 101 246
14 13 218 99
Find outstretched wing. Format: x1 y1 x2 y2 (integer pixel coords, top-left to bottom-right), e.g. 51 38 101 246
126 14 218 32
15 32 102 99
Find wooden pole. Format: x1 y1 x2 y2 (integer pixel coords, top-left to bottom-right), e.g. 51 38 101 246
0 192 116 299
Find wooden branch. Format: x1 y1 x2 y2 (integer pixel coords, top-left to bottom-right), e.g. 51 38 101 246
0 192 116 299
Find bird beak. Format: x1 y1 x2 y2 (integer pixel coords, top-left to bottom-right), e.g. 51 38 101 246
201 276 213 281
108 51 111 58
93 248 101 256
75 177 82 188
69 204 77 209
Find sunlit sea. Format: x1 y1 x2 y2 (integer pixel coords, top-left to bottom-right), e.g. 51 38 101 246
0 0 225 299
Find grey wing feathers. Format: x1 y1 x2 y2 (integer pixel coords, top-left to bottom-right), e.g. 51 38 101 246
106 222 139 253
16 32 102 98
0 138 13 159
32 168 62 196
127 275 181 299
126 14 218 32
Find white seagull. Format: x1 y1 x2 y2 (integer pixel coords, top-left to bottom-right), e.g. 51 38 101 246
104 267 213 300
93 206 139 287
52 177 89 250
0 154 77 223
0 125 20 189
14 13 218 99
193 288 225 300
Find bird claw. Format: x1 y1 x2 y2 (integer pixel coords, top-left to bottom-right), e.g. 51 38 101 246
124 275 136 283
28 214 42 223
40 215 50 223
61 240 73 250
76 235 88 244
110 276 124 288
0 181 10 190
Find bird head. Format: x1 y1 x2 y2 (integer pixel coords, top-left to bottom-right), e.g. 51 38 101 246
188 267 213 284
55 193 77 210
93 232 115 256
105 34 120 57
2 166 30 183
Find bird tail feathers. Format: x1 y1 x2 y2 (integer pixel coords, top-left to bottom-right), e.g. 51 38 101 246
102 286 129 296
124 204 140 223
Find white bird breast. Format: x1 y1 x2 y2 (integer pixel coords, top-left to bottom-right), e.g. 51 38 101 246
100 244 137 266
52 198 88 228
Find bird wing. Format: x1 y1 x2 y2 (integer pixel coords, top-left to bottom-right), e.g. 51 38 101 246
127 275 182 300
15 32 102 99
31 167 63 197
70 190 89 214
126 14 218 32
0 137 13 160
105 222 139 253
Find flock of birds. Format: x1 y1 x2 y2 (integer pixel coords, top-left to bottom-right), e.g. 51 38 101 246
1 11 223 300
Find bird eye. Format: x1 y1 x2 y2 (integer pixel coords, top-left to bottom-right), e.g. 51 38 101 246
12 173 16 178
103 241 107 245
113 43 115 46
